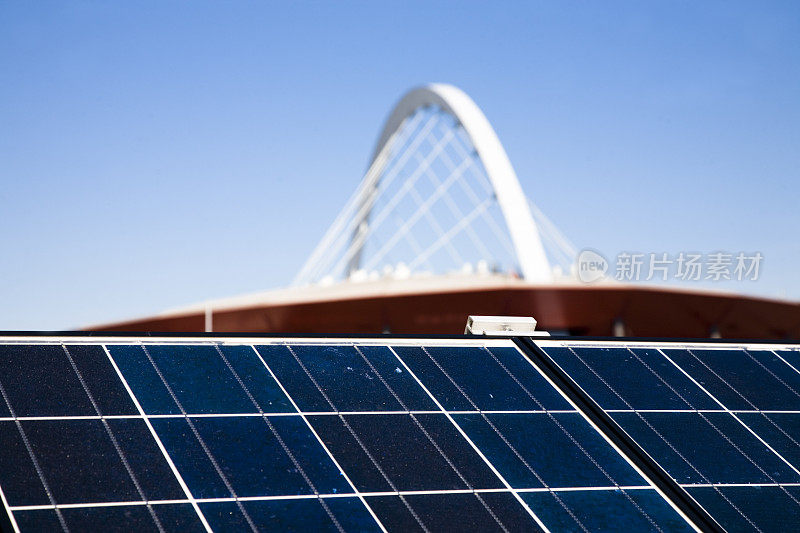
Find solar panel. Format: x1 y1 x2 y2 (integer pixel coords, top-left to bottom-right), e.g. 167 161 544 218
0 335 696 532
533 339 800 532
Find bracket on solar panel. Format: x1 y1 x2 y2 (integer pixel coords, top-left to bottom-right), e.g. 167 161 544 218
464 315 547 336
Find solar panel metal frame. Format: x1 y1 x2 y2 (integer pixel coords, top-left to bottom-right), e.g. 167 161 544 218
2 331 799 533
523 335 800 533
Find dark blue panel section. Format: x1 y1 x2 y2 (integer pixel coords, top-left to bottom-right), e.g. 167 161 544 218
108 345 179 415
12 509 64 531
285 345 406 411
737 413 800 470
64 504 205 532
0 344 94 417
663 348 800 410
63 344 137 416
0 421 49 506
544 346 718 410
16 503 206 532
202 498 379 532
142 345 261 414
367 492 542 532
456 412 644 488
776 350 800 373
688 485 800 532
356 345 437 410
487 346 572 409
22 419 140 504
309 413 502 492
0 418 183 507
64 505 157 531
219 345 294 413
522 488 693 532
393 346 570 411
150 417 228 498
106 419 185 501
153 504 207 532
612 412 800 484
306 415 391 492
153 416 350 499
256 345 332 412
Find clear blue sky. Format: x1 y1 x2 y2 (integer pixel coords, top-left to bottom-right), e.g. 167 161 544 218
1 1 798 330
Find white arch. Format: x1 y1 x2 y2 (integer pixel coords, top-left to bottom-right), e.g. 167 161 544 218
350 83 551 282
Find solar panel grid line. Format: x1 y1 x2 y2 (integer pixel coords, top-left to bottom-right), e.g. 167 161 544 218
0 409 594 422
743 350 800 398
657 348 800 505
137 344 261 533
563 344 758 531
0 479 18 533
60 345 166 533
248 344 388 533
101 345 213 533
496 343 692 533
477 347 667 533
652 345 800 526
15 483 800 512
210 344 346 533
532 338 800 532
420 345 592 533
656 347 800 483
282 344 436 533
8 336 783 531
773 351 800 379
591 343 781 531
0 380 68 532
11 483 704 512
350 345 514 533
385 345 552 533
517 337 720 533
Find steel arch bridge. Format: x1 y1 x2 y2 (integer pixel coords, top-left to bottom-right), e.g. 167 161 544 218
294 84 575 286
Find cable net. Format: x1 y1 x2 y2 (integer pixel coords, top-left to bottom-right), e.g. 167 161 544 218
294 105 575 286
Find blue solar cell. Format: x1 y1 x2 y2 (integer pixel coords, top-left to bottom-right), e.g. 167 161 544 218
355 345 438 410
309 413 502 492
366 492 543 532
611 412 800 484
139 345 266 414
63 344 138 416
108 345 182 415
736 412 800 469
14 504 205 532
12 510 64 531
0 344 95 417
201 498 379 532
522 489 694 532
268 344 410 412
104 419 187 501
776 350 800 372
663 348 800 410
21 420 156 504
455 412 645 488
687 486 800 531
0 422 50 506
255 344 333 412
152 416 351 499
544 346 719 410
219 344 295 413
393 346 571 411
